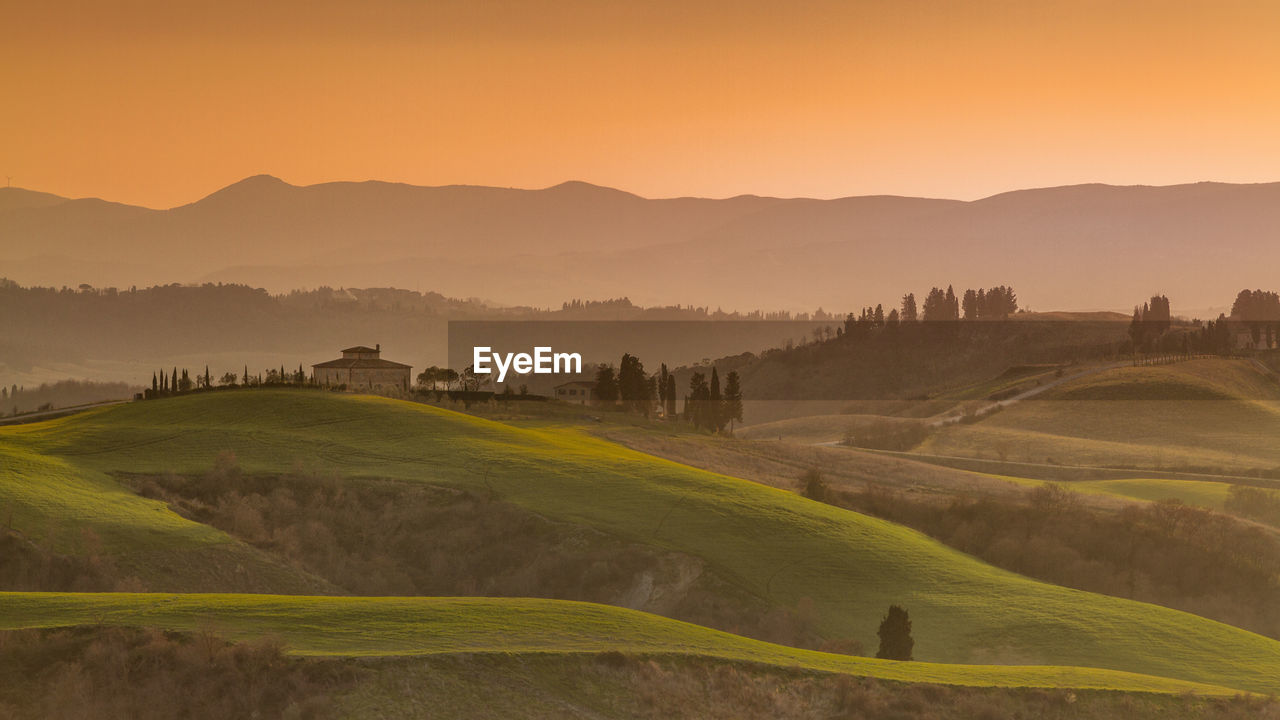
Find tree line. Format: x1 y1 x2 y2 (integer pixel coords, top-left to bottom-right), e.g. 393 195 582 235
590 354 743 432
1128 288 1280 355
145 364 312 398
838 285 1019 338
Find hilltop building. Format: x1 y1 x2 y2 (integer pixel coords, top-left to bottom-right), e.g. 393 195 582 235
553 380 596 405
313 344 411 393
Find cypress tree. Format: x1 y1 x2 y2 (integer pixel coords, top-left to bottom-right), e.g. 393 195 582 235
688 371 710 429
665 375 677 418
709 367 723 431
723 371 743 433
876 605 914 661
901 293 918 322
658 363 669 412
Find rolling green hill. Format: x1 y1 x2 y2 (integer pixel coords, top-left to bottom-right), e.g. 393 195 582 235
0 416 331 593
921 359 1280 473
0 592 1241 696
4 389 1280 693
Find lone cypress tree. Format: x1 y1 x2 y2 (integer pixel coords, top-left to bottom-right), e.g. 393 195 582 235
876 605 914 661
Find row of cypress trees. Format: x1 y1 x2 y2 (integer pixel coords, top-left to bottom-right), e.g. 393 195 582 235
592 354 744 431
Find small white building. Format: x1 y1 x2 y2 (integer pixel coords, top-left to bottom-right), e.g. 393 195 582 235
553 380 596 405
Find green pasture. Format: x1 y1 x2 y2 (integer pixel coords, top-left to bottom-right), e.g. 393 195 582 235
4 389 1280 693
0 592 1244 696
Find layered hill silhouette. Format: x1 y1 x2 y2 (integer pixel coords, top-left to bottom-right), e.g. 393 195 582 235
2 177 1278 311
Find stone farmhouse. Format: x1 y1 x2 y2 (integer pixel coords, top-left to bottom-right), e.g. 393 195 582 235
312 344 412 393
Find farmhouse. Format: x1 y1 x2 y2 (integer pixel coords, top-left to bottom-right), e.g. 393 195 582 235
553 380 596 405
313 344 412 393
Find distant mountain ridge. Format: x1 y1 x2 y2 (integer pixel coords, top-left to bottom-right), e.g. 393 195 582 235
2 177 1278 312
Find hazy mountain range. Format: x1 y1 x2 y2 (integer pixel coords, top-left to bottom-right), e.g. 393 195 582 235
3 176 1278 313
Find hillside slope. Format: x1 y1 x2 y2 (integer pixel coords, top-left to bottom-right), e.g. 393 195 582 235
4 390 1280 693
0 414 332 593
0 592 1242 696
921 358 1280 473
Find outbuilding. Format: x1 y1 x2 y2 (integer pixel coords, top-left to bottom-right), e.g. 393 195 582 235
553 380 596 405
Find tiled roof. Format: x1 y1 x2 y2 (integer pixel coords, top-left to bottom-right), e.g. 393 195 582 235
341 346 379 353
313 358 411 369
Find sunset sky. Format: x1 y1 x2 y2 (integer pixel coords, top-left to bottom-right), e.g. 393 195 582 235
4 0 1279 208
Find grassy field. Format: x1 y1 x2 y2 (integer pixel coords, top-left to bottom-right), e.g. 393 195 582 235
0 416 329 593
920 359 1280 473
0 591 1244 696
5 389 1280 693
966 471 1233 510
737 414 923 445
1069 478 1232 510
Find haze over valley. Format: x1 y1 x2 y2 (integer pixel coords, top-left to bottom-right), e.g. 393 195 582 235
3 176 1276 314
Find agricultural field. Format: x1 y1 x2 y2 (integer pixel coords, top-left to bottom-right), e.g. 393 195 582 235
919 359 1280 474
1069 478 1233 510
737 413 923 445
3 389 1280 696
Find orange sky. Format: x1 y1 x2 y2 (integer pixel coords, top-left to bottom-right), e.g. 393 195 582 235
3 0 1279 208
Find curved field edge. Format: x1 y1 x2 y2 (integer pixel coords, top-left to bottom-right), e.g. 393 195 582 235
0 592 1241 696
920 359 1280 471
6 390 1280 695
